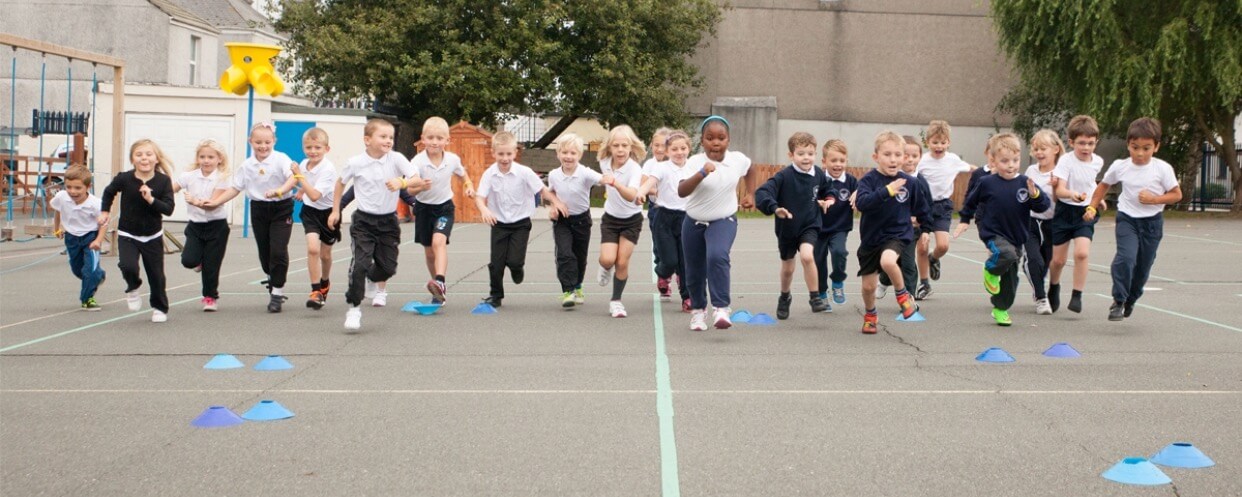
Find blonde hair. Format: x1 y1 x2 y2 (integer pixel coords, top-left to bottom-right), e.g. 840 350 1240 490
302 127 329 146
129 139 173 177
823 138 848 157
555 132 584 153
597 125 647 163
423 116 450 136
926 120 951 141
491 131 518 149
364 118 394 137
873 131 904 152
787 132 817 153
1029 129 1064 160
987 133 1022 158
65 164 92 186
249 122 276 137
651 127 673 144
191 139 230 177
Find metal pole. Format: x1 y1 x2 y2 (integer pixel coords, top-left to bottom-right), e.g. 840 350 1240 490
7 47 16 225
35 53 45 221
66 60 71 159
1199 143 1208 212
89 64 96 193
243 86 253 238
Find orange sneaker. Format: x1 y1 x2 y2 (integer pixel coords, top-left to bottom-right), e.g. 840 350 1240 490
861 313 878 334
306 289 326 310
896 292 918 319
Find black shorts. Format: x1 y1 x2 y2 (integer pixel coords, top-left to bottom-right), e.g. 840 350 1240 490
927 199 955 233
778 228 819 260
1049 201 1096 245
857 239 907 276
413 200 455 246
600 212 643 244
299 205 342 245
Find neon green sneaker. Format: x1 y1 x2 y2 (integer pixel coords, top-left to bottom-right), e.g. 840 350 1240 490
573 287 585 305
983 268 1001 295
81 297 101 312
560 291 575 308
991 308 1012 326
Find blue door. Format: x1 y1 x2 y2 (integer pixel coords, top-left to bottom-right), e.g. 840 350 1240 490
274 120 315 223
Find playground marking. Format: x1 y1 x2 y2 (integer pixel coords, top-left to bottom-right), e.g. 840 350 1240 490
0 297 200 353
2 388 1236 395
652 293 681 497
1164 233 1242 247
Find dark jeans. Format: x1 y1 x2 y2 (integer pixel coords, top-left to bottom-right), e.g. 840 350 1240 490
64 230 105 302
1111 212 1163 305
1023 217 1053 300
346 211 401 306
181 220 230 299
251 198 293 289
652 208 688 299
489 218 532 299
118 235 169 312
553 212 592 292
814 230 850 291
648 205 660 268
682 214 737 309
985 237 1022 311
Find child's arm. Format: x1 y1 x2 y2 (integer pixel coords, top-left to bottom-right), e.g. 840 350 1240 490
677 162 715 197
53 210 64 239
327 178 346 229
740 167 762 209
1055 175 1088 202
89 222 106 250
753 174 781 216
474 193 496 226
97 175 122 225
1026 177 1052 213
457 171 475 198
267 175 299 200
1083 182 1110 221
952 182 981 239
149 178 176 216
855 177 904 212
539 186 569 217
203 187 242 209
1139 186 1182 205
634 175 658 202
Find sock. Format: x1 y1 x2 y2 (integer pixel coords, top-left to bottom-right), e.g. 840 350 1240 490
321 278 330 287
312 283 322 292
435 274 445 283
780 291 791 299
921 278 930 286
866 308 877 316
808 291 818 300
895 288 909 298
611 276 628 300
271 287 283 296
1072 289 1082 298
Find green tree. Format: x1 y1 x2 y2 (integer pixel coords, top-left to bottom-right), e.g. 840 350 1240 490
275 0 723 137
991 1 1242 211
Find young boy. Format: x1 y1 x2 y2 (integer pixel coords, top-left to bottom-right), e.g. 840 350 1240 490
51 164 107 310
328 119 426 331
474 131 568 308
547 133 605 307
1086 117 1180 321
879 136 932 300
952 133 1051 326
409 117 474 304
855 131 931 333
814 139 857 306
290 127 340 310
915 120 974 298
755 132 833 319
1050 115 1106 313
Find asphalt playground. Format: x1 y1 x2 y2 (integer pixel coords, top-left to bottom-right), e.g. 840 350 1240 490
2 214 1240 496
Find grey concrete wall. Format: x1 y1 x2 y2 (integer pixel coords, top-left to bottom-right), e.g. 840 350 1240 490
167 24 220 87
711 97 780 163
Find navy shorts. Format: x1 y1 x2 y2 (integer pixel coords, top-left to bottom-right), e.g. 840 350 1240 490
1049 201 1096 245
927 199 954 233
300 205 342 245
778 228 819 260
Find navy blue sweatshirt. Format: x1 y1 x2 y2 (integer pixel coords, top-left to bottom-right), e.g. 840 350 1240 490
962 166 991 220
959 174 1051 245
819 171 858 234
855 169 931 248
100 170 175 237
755 164 831 238
912 173 932 229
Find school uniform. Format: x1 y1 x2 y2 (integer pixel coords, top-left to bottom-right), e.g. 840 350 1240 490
648 160 695 301
233 151 297 290
682 151 751 310
298 158 342 245
50 190 105 304
1022 164 1056 300
340 151 416 306
101 170 175 313
478 162 544 301
411 150 467 246
176 170 230 299
642 158 663 267
959 174 1051 310
754 164 831 260
598 157 644 244
854 169 931 277
1050 152 1103 245
815 170 858 291
916 152 971 232
880 173 930 289
1102 158 1178 307
547 164 603 293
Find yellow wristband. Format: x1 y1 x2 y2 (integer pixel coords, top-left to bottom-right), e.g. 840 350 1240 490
1030 188 1040 199
886 185 897 197
294 175 305 179
1085 206 1096 214
400 177 408 188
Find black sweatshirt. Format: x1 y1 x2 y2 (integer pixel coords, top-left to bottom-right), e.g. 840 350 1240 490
819 171 858 234
854 169 932 248
959 174 1051 245
100 170 175 237
754 164 831 238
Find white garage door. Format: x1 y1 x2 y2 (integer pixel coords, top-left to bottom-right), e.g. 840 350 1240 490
125 114 235 222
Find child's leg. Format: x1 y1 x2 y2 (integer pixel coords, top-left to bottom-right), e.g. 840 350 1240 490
813 233 831 293
611 237 636 300
653 211 681 281
306 233 323 286
779 257 796 293
916 232 931 280
598 242 618 272
1023 219 1049 300
987 239 1021 309
672 224 689 300
117 236 144 293
572 217 592 289
681 217 709 310
932 231 950 259
319 241 334 284
1071 237 1091 291
798 242 818 293
251 204 274 281
137 237 169 313
552 219 577 292
181 222 205 271
991 259 1021 311
829 231 849 285
861 272 879 311
346 218 379 306
432 233 450 277
1110 213 1140 304
880 249 904 292
1049 242 1069 284
1127 215 1163 305
64 233 87 281
202 221 229 300
703 217 738 308
899 241 918 291
266 202 294 292
367 215 402 284
488 224 510 299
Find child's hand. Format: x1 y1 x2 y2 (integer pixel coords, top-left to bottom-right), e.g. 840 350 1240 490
910 216 919 228
385 178 403 191
264 189 282 199
887 178 907 196
480 208 497 226
1048 176 1059 189
601 174 615 186
740 194 754 209
702 162 717 175
465 187 476 198
183 191 198 206
1073 191 1088 203
553 201 570 218
290 163 301 175
55 228 64 239
952 223 969 239
327 211 340 229
294 190 305 201
89 239 101 251
848 191 857 209
1082 208 1097 222
775 207 793 219
140 182 154 203
818 198 835 213
1100 199 1108 211
97 212 110 225
1138 189 1157 204
412 178 431 192
549 208 559 221
1026 178 1038 195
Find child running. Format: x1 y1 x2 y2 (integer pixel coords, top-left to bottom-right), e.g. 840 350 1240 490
51 164 107 311
1050 115 1105 313
1022 129 1063 315
289 127 340 310
409 117 474 304
99 139 176 322
596 125 646 318
643 127 672 299
814 139 857 306
173 140 231 311
546 133 604 307
879 136 932 301
915 120 974 299
637 130 695 311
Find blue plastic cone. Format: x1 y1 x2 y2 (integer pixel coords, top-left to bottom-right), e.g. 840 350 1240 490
730 310 753 323
1151 442 1215 469
471 302 497 315
1043 342 1081 358
748 313 777 325
895 311 926 322
1101 457 1172 485
976 347 1015 363
401 301 442 315
253 355 293 371
204 354 244 370
191 405 244 428
241 400 295 421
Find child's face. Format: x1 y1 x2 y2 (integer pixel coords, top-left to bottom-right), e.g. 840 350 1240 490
1070 135 1098 160
1127 138 1159 166
64 179 88 201
421 128 449 155
364 125 395 155
902 144 921 173
557 145 582 168
249 129 275 160
789 144 816 170
302 139 329 165
492 143 517 168
873 140 904 176
927 135 949 157
1031 143 1055 166
666 138 690 165
650 135 667 161
197 147 222 172
991 148 1021 179
701 122 730 159
131 145 158 174
609 136 632 163
822 149 848 176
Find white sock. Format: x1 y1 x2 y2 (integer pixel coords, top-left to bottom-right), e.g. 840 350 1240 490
271 287 283 296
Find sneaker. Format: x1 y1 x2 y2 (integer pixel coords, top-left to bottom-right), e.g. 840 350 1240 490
1068 293 1083 313
321 281 331 298
929 256 941 281
81 298 101 311
915 283 933 301
126 291 141 311
511 266 525 285
713 307 733 329
817 291 828 301
991 308 1012 326
875 284 888 299
1123 301 1135 318
983 269 1001 295
1108 301 1125 321
1048 284 1061 313
810 297 830 313
306 290 325 310
597 265 613 286
372 291 388 308
832 282 846 304
895 292 918 319
657 278 671 301
609 300 628 318
681 298 692 312
202 297 218 312
776 293 792 320
861 313 878 334
427 279 447 303
573 288 585 305
344 307 362 330
151 310 167 323
267 294 287 313
365 279 377 299
561 291 575 308
689 309 708 331
1034 298 1052 315
482 295 503 308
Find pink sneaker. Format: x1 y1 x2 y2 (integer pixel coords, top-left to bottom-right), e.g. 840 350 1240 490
657 278 671 301
202 297 218 312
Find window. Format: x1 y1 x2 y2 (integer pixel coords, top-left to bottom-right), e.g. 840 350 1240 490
189 35 201 85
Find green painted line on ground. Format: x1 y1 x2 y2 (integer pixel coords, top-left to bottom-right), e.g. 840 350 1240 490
0 297 200 353
652 293 681 497
1090 293 1242 333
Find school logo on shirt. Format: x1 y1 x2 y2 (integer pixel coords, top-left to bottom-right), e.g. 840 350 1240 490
1017 188 1029 203
837 188 850 201
812 186 819 200
895 187 910 203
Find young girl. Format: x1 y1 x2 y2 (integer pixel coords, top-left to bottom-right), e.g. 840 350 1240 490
173 140 231 312
205 122 298 313
637 130 694 312
99 139 176 322
677 116 761 331
596 125 646 318
643 127 672 299
1023 129 1063 315
547 133 605 307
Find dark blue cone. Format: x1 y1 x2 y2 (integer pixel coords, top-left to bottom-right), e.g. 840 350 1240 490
748 313 777 325
204 354 244 369
1151 442 1215 469
1043 342 1081 358
253 355 293 371
976 347 1015 363
240 400 295 421
895 311 926 322
730 310 753 323
191 405 244 428
471 302 497 315
1101 457 1171 485
402 301 442 315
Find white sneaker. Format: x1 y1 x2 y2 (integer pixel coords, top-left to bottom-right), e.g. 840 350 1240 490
126 291 141 311
713 307 733 329
365 279 378 299
689 310 708 331
875 285 888 299
372 290 388 307
609 300 627 318
151 310 167 323
597 265 613 286
1035 298 1053 315
344 307 362 330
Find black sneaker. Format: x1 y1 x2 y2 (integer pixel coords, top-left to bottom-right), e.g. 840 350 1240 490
1124 302 1135 318
482 295 503 308
809 297 830 313
1067 293 1082 313
1048 284 1061 313
914 283 933 301
1108 301 1124 321
929 256 941 281
511 266 525 285
268 294 288 313
776 293 792 320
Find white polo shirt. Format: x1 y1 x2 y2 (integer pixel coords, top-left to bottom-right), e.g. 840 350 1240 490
547 164 603 216
648 160 694 211
684 151 752 221
1102 157 1178 219
1053 152 1104 207
478 162 544 224
176 170 229 222
411 150 467 205
299 159 338 210
232 151 296 202
1024 164 1056 220
341 151 417 215
50 191 102 236
599 157 643 218
641 158 661 201
916 152 971 201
